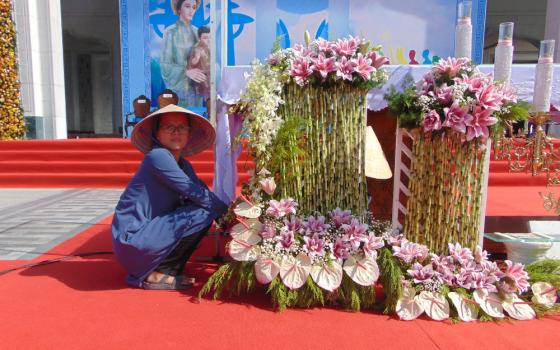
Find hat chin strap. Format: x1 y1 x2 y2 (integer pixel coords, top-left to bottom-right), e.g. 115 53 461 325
150 134 164 150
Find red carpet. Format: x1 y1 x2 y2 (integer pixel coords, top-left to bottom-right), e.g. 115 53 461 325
0 139 253 188
1 138 557 218
0 216 558 349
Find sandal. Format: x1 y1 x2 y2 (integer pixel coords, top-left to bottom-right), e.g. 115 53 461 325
142 273 193 290
176 275 196 285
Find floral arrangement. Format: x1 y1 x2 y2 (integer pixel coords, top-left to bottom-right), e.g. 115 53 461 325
203 178 559 318
0 0 26 140
203 178 390 311
231 35 389 214
386 57 529 140
233 35 387 161
390 238 541 321
385 58 530 253
201 40 558 319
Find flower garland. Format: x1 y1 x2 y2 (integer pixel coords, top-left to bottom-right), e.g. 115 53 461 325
0 0 26 140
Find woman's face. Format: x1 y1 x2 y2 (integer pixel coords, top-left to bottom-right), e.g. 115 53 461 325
156 113 190 154
179 0 197 23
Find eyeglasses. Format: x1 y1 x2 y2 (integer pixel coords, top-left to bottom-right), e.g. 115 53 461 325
160 124 189 134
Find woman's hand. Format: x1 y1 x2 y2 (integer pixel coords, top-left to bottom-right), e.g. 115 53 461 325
186 68 206 83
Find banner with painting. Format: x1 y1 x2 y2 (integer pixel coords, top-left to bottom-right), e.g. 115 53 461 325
144 0 485 111
149 0 213 111
225 0 485 66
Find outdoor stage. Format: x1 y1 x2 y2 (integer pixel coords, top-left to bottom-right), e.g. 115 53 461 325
0 215 558 350
0 136 559 348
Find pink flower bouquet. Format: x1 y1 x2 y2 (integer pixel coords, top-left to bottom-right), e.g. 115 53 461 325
386 57 528 142
267 35 388 89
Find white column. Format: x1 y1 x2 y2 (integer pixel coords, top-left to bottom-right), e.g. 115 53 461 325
545 0 560 63
13 0 67 139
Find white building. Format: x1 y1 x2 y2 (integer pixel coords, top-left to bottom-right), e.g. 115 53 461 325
11 0 560 139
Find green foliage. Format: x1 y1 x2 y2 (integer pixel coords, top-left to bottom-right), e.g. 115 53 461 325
385 85 423 129
439 284 450 297
298 277 326 308
198 263 232 299
477 308 494 322
526 259 560 274
198 262 257 300
266 276 327 311
533 304 560 318
377 247 403 314
491 101 531 137
496 101 531 123
268 114 308 188
337 273 377 312
271 36 283 54
526 259 560 288
267 277 288 311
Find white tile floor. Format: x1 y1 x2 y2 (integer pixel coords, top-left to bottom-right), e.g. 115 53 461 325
0 188 122 260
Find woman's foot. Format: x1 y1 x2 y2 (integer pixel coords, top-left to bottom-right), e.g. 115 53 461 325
142 271 194 290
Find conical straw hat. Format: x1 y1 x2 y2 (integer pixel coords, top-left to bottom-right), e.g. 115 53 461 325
131 104 215 157
364 126 392 179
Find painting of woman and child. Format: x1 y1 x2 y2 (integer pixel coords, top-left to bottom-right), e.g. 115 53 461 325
149 0 211 112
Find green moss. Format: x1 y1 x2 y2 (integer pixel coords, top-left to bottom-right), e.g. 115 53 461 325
377 247 403 314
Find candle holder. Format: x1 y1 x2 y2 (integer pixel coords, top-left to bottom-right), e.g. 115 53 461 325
494 22 514 84
502 112 560 185
455 1 472 59
533 40 555 112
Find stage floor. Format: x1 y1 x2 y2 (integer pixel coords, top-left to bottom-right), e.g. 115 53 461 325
0 191 559 349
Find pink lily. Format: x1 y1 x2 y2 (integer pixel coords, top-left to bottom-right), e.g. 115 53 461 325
332 38 357 56
393 241 429 264
351 53 375 80
289 57 313 86
434 57 469 78
443 102 471 133
314 37 333 54
465 107 498 141
421 110 442 132
276 229 295 249
497 260 530 293
303 234 325 257
330 208 352 227
367 50 389 69
434 84 453 104
363 233 384 257
341 218 369 250
332 238 350 259
456 73 484 93
304 215 331 234
476 85 502 111
407 263 435 283
335 56 355 81
283 216 304 233
311 54 336 79
259 177 277 195
260 223 277 239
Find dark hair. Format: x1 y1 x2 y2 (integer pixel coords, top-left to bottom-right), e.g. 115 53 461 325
197 25 210 38
153 114 192 134
175 0 200 13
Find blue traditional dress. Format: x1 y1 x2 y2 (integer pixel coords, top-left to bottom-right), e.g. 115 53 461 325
111 147 228 287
